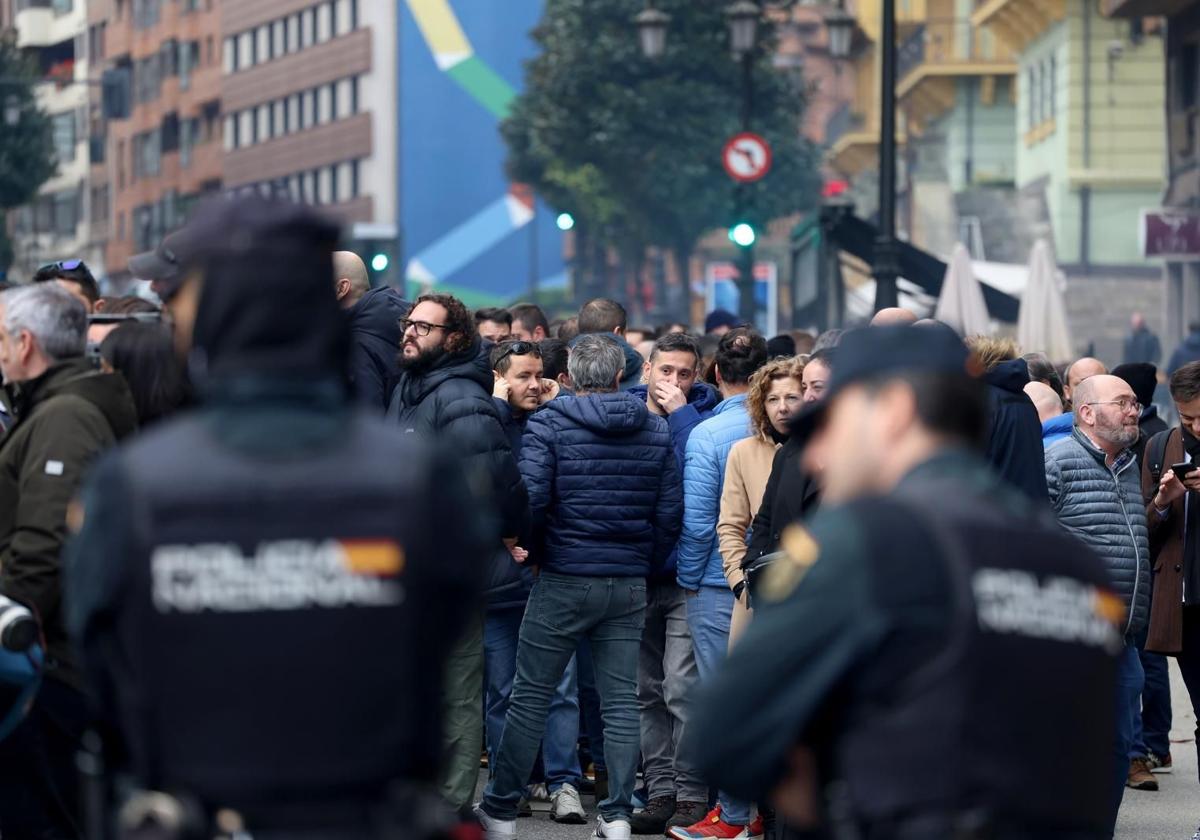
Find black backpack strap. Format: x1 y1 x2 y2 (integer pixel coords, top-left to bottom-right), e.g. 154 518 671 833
1146 428 1174 486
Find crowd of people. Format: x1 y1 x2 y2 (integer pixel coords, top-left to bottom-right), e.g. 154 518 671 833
0 195 1197 840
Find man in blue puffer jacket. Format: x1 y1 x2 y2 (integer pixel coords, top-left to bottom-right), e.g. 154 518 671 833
673 327 768 840
1044 373 1150 833
478 335 683 840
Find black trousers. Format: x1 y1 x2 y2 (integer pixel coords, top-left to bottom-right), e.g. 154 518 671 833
1178 606 1200 785
0 677 87 839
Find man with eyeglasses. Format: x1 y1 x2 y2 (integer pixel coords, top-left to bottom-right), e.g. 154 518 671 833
388 293 529 814
32 259 101 313
1044 374 1150 833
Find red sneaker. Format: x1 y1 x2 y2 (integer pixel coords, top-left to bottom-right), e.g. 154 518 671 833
748 815 764 838
666 808 756 839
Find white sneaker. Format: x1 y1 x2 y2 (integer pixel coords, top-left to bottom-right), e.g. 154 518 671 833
550 782 587 824
595 815 632 839
472 804 517 840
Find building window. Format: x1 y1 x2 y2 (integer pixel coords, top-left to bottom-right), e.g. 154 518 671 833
257 25 270 63
335 0 351 36
239 31 254 68
330 163 340 203
328 82 338 121
132 0 160 29
301 9 315 48
350 0 358 30
350 159 359 198
1044 55 1056 120
273 100 285 137
133 129 162 178
299 92 311 130
273 20 286 58
258 105 270 142
51 110 76 164
134 54 162 104
350 75 359 114
287 14 301 53
1027 64 1039 127
225 36 237 73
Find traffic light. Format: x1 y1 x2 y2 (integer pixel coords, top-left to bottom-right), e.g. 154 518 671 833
556 212 575 231
101 67 131 120
729 222 756 248
347 223 399 287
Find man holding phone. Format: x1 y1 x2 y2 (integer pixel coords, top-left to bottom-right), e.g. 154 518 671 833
1141 362 1200 806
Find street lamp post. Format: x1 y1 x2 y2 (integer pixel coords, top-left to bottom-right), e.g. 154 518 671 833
727 0 761 327
874 0 901 312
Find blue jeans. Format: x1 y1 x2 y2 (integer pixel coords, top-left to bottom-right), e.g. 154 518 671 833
577 638 606 774
1111 640 1145 831
1133 641 1172 759
483 574 646 823
687 585 750 826
484 607 583 791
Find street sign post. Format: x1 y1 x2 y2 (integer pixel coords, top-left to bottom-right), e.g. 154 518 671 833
722 132 773 183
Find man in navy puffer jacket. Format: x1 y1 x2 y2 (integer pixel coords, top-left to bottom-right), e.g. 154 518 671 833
478 335 683 840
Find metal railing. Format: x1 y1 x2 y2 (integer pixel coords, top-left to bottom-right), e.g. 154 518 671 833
897 18 1007 81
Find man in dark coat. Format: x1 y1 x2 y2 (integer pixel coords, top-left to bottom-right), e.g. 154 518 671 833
1113 362 1168 464
477 334 682 840
1168 323 1200 375
573 297 645 392
0 281 137 837
966 338 1047 501
388 292 528 813
334 250 407 412
1123 313 1162 366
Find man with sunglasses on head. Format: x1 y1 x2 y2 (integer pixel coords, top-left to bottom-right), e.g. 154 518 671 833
1044 374 1150 834
33 259 101 313
389 293 529 815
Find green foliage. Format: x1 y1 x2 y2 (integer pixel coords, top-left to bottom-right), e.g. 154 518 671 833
0 31 56 274
502 0 822 264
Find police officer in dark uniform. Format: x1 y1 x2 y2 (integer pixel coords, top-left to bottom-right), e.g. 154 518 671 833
690 326 1122 840
64 196 490 839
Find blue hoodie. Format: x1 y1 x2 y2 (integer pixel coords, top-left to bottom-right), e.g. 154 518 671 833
626 382 721 468
519 391 683 577
1042 413 1074 450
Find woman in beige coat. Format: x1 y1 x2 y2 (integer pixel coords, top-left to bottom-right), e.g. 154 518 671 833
718 356 806 646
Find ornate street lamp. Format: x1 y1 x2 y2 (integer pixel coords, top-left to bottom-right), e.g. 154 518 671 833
725 1 762 56
634 4 671 60
825 6 856 60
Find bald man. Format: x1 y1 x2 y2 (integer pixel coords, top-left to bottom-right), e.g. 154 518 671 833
1064 357 1107 406
333 250 410 411
870 307 918 327
1026 381 1072 450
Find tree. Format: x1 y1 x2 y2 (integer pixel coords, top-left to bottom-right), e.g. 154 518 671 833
0 32 56 275
502 0 822 317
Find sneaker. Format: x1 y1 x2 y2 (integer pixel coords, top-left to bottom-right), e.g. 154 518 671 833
667 802 710 830
595 815 633 839
1126 757 1159 791
516 798 532 818
667 807 754 839
1192 823 1200 840
526 782 550 813
1146 751 1173 774
550 783 587 824
748 815 765 838
629 796 676 834
472 804 517 840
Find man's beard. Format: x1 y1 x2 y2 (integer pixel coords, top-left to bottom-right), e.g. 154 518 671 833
1096 415 1139 449
398 342 447 377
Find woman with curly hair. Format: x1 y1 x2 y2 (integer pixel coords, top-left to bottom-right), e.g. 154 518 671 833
717 355 806 644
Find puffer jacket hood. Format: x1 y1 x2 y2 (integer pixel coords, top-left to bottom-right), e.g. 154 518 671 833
540 390 651 436
346 287 408 410
349 286 407 343
396 337 493 406
986 358 1031 394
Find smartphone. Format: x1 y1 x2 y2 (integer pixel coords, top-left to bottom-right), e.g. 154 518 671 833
1170 463 1196 482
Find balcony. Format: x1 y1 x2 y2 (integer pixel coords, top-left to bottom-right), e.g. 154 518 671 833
897 20 1016 130
827 115 908 176
971 0 1066 53
15 0 85 49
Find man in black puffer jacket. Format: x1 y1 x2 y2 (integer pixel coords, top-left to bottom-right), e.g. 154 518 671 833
388 293 529 813
334 251 408 412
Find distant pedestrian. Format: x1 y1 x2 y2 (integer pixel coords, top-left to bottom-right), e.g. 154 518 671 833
1113 362 1169 464
1169 323 1200 376
477 307 514 344
704 309 739 337
32 259 100 313
476 334 683 840
575 298 643 392
1025 381 1072 450
1064 356 1108 407
1023 351 1066 404
1044 374 1150 831
1123 312 1162 366
509 302 550 343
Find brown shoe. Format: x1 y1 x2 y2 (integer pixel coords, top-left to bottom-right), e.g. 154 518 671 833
1127 757 1159 791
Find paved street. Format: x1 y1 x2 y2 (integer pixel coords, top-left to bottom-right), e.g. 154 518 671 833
481 661 1196 839
1117 659 1196 839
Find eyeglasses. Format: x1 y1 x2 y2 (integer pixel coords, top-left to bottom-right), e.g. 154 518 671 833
1087 398 1142 414
400 318 448 337
39 259 85 272
492 340 539 367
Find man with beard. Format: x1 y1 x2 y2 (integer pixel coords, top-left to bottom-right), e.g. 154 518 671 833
388 293 529 814
1045 373 1150 832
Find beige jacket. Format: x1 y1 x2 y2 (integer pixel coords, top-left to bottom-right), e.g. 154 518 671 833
718 434 780 589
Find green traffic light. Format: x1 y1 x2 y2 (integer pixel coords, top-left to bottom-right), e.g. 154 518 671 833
371 253 390 272
729 223 756 247
556 212 575 231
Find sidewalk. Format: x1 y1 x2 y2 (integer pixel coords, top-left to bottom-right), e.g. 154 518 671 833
1117 659 1197 839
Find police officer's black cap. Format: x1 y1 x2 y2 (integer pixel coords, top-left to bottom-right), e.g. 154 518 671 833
789 324 976 438
128 230 185 299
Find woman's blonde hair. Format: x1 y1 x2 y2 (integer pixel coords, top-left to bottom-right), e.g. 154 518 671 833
746 356 806 438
